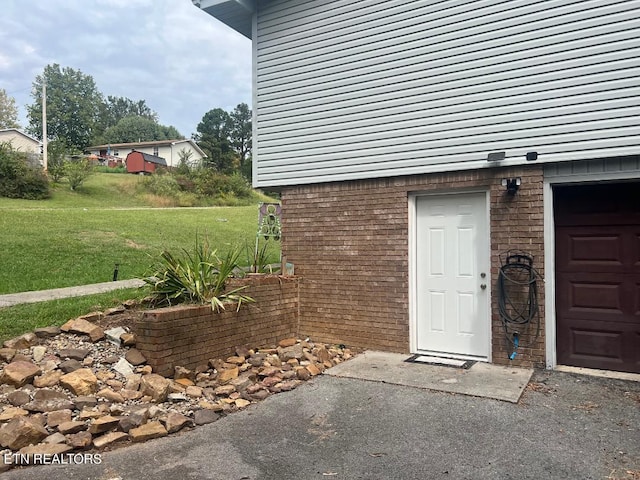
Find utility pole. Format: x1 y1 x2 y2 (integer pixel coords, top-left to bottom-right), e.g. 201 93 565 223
42 83 48 171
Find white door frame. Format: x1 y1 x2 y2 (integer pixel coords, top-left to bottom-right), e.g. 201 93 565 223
409 189 492 360
543 170 640 369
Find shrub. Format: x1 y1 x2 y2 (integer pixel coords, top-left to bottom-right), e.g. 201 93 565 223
65 158 93 191
144 237 253 311
141 173 181 197
0 142 50 199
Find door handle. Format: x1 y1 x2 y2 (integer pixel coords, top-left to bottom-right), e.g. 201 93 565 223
480 284 487 290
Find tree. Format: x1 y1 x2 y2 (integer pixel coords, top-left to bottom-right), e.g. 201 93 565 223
194 108 236 173
101 116 183 144
229 103 252 177
65 158 93 191
46 138 70 182
0 89 20 129
96 96 158 137
26 64 103 150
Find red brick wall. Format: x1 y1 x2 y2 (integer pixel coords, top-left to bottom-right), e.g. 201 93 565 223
281 165 545 367
134 276 299 376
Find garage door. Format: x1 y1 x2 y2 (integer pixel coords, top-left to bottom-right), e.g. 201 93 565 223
555 182 640 374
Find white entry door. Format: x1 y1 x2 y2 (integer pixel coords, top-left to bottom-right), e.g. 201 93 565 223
415 192 490 359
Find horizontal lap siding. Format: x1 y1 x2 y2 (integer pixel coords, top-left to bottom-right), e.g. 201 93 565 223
255 0 640 187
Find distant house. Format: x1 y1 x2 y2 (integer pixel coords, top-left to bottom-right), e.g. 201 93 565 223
0 129 42 166
85 139 206 168
196 0 640 375
125 151 167 174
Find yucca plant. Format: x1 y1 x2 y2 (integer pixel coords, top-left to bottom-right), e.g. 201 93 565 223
144 237 253 312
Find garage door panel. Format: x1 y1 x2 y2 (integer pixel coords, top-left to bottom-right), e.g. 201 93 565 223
555 182 640 374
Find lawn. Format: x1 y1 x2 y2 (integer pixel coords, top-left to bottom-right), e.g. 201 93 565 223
0 172 281 294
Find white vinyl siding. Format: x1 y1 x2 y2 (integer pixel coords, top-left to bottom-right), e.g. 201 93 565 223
253 0 640 187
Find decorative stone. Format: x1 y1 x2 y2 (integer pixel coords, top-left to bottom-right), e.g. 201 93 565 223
96 370 115 382
17 443 73 459
217 367 239 384
162 412 192 434
1 361 41 387
120 333 136 346
97 388 125 403
306 364 321 376
59 359 83 373
23 398 75 414
33 389 67 402
105 327 127 346
258 366 280 378
214 385 236 396
33 326 60 338
104 305 126 316
78 409 103 420
57 421 87 435
0 416 48 450
60 318 104 342
43 432 67 444
167 393 189 402
173 366 194 381
6 390 31 407
3 333 37 351
279 344 304 361
140 374 170 403
68 431 92 449
175 378 195 387
113 358 134 377
88 415 120 434
226 356 245 365
73 396 98 410
93 431 128 449
33 370 63 388
59 368 98 396
46 409 72 428
0 348 16 363
129 421 167 442
58 348 91 361
120 389 143 401
235 399 251 409
31 346 47 363
193 409 219 426
247 354 266 367
278 338 297 348
0 407 29 422
125 349 146 366
185 386 203 398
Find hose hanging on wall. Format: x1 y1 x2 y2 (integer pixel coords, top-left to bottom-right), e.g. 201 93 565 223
497 250 543 360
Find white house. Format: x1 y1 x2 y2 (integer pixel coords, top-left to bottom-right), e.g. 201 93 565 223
85 139 206 168
0 129 42 165
195 0 640 375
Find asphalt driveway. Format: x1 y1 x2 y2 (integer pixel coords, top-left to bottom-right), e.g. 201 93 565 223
3 369 639 480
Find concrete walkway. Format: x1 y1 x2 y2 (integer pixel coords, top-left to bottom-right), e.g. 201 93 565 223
0 279 146 307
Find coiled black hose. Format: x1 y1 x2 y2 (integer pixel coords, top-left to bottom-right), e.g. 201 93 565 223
497 251 543 357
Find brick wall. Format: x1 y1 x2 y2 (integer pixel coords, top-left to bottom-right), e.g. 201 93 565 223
134 276 299 376
281 165 545 367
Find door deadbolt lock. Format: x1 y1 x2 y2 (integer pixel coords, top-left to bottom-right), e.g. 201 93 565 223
480 272 486 278
480 284 487 290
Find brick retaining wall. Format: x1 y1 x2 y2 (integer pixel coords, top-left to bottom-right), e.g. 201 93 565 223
134 276 299 376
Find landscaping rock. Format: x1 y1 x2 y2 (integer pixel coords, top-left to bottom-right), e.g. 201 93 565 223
43 432 67 444
58 348 91 361
60 318 104 342
97 388 125 403
59 359 83 373
174 366 194 381
17 443 73 459
68 430 92 449
1 361 41 388
59 368 98 396
33 370 63 388
57 420 87 435
6 390 30 407
162 412 192 434
72 396 98 410
193 409 219 426
0 348 16 363
33 327 61 339
140 374 170 402
93 431 128 449
279 344 304 361
278 338 297 348
0 407 29 422
3 333 37 351
0 416 48 450
46 409 72 428
113 358 134 377
120 333 136 346
88 415 120 435
129 421 167 442
125 348 146 366
105 327 127 346
31 346 47 363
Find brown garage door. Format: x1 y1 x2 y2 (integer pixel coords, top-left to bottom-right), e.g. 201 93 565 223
555 182 640 374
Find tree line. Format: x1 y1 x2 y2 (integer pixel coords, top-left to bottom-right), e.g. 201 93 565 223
0 64 252 179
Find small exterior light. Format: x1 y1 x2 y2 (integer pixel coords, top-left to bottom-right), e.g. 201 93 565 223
487 151 506 162
501 177 521 195
526 151 538 161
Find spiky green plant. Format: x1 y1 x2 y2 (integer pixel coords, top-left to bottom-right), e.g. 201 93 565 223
144 237 253 311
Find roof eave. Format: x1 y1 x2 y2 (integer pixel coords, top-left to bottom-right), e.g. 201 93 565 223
192 0 254 39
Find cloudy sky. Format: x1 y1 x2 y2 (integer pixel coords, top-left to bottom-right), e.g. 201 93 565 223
0 0 252 139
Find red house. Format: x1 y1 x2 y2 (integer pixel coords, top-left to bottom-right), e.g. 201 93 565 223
125 151 167 174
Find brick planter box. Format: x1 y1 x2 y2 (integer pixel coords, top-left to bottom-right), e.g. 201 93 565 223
134 276 299 376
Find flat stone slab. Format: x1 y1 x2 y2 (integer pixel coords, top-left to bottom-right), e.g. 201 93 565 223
324 351 533 403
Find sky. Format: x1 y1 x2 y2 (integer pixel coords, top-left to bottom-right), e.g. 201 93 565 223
0 0 252 140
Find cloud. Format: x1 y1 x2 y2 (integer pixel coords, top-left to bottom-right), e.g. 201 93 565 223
0 0 252 137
